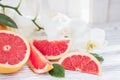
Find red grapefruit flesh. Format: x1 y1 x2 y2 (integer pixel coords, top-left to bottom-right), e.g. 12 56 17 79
32 39 71 60
29 40 53 73
59 52 102 75
0 30 30 73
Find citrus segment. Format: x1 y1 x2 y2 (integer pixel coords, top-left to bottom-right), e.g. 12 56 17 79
59 52 102 75
29 41 53 73
61 57 75 71
0 30 30 73
33 40 70 60
82 61 99 75
70 55 82 70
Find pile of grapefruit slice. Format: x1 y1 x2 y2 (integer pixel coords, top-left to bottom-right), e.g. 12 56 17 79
28 39 101 75
28 39 71 73
0 30 102 76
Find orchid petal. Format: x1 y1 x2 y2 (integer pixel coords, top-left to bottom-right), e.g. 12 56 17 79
43 12 71 40
85 28 106 51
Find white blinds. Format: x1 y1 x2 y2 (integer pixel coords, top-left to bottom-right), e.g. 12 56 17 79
48 0 120 24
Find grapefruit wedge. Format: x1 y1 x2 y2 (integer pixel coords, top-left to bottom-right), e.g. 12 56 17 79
59 52 102 75
29 40 53 73
0 30 30 73
32 39 71 60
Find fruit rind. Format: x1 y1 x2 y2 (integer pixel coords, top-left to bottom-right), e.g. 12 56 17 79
0 30 30 73
59 52 102 75
29 40 53 73
29 61 53 74
34 39 71 60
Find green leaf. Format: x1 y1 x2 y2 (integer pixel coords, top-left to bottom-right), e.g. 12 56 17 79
0 13 17 28
90 53 104 63
49 64 65 78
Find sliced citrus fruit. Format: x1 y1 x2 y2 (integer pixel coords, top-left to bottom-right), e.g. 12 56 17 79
32 39 71 60
29 40 53 73
0 30 30 73
59 52 102 75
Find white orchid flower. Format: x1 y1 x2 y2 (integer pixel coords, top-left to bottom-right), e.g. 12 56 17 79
42 12 71 40
84 28 106 52
67 19 106 52
71 27 106 52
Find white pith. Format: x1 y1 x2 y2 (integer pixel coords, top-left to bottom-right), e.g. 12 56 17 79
29 40 53 73
3 45 11 51
29 61 53 73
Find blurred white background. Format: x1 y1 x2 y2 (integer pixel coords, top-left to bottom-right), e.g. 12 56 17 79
1 0 120 24
48 0 120 24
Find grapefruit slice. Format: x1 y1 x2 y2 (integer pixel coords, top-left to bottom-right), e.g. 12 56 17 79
0 30 30 73
29 40 53 73
59 52 102 75
32 39 71 60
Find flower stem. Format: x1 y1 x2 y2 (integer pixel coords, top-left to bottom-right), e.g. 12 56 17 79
0 1 43 31
0 3 22 15
32 19 44 31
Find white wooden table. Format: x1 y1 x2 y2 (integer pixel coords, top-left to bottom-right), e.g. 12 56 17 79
0 22 120 80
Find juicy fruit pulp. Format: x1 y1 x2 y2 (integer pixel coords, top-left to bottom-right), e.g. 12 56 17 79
0 33 26 65
59 52 101 75
29 41 53 73
33 40 70 60
0 30 30 73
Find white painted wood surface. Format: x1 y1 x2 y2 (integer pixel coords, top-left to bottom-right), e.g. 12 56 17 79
0 22 120 80
48 0 120 24
89 0 109 24
109 0 120 22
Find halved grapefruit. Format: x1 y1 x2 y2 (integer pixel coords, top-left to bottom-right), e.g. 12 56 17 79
32 39 71 60
0 30 30 73
59 52 102 75
29 40 53 73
